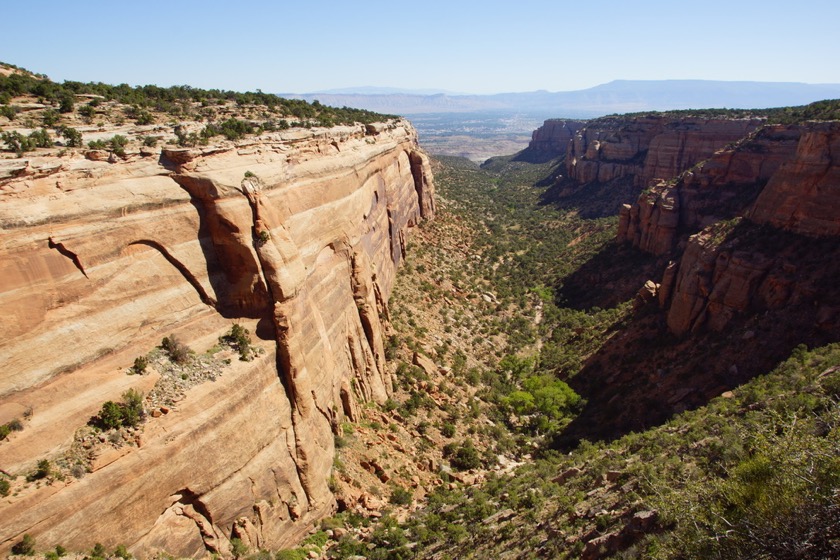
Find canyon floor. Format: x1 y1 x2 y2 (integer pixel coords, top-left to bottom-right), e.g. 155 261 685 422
282 152 840 559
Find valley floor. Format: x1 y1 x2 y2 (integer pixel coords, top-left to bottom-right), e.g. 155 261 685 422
301 154 840 559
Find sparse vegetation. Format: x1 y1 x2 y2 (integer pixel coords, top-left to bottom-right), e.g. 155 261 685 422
27 459 53 482
2 128 55 155
161 334 191 364
93 388 145 430
131 355 148 375
11 534 36 556
0 417 23 440
0 64 393 133
219 323 259 361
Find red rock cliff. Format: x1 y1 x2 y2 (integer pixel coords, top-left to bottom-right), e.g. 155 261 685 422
617 125 802 255
567 116 760 186
611 119 840 338
748 121 840 236
526 119 584 156
0 121 434 556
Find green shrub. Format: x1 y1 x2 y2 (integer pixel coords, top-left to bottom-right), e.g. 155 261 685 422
58 92 74 113
444 440 482 471
78 104 95 119
58 126 82 147
1 104 18 120
11 534 36 556
0 418 23 439
142 135 158 147
389 486 413 505
230 537 249 559
134 111 154 125
88 543 106 560
109 134 128 157
0 478 10 496
2 131 33 156
28 128 52 148
122 388 144 427
219 324 255 361
275 550 306 560
98 400 124 430
132 355 148 374
95 389 144 430
27 459 52 482
42 109 60 126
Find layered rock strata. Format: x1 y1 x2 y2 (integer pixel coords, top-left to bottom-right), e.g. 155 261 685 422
748 121 840 236
617 125 803 255
0 121 434 556
526 119 584 157
566 116 761 186
615 119 840 337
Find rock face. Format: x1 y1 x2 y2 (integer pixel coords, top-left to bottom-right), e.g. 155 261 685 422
749 121 840 236
612 118 840 337
0 121 434 556
617 125 803 254
526 119 584 157
566 116 761 187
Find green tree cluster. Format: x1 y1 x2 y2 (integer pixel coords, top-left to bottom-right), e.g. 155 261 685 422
95 389 145 430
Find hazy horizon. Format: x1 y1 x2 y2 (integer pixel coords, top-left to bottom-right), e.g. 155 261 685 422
295 78 840 98
2 1 839 95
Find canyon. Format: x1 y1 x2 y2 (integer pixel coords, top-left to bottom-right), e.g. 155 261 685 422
0 117 434 557
527 111 840 446
531 112 840 338
1 66 839 559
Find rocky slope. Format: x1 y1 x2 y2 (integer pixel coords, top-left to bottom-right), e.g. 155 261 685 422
0 116 434 557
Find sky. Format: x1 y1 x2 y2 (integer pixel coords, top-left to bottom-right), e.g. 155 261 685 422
2 0 840 95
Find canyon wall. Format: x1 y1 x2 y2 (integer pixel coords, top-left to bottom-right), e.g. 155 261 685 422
617 124 803 255
0 121 434 556
565 116 761 186
526 119 584 158
610 119 840 337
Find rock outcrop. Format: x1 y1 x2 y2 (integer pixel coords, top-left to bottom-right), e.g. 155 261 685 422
617 125 803 254
526 119 584 157
612 118 840 337
0 121 434 556
566 116 761 187
748 121 840 236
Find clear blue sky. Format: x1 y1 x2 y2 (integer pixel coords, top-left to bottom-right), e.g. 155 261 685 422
2 0 839 94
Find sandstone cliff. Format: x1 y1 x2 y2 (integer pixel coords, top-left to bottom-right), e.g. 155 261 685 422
611 118 840 338
566 116 760 186
617 124 802 255
525 119 584 158
0 121 434 556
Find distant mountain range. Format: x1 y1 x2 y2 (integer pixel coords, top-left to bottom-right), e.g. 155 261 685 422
281 80 840 118
311 86 465 96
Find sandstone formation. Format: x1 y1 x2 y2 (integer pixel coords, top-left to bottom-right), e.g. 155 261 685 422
748 121 840 236
617 125 802 255
566 116 761 187
526 119 584 157
610 118 840 337
0 120 434 556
